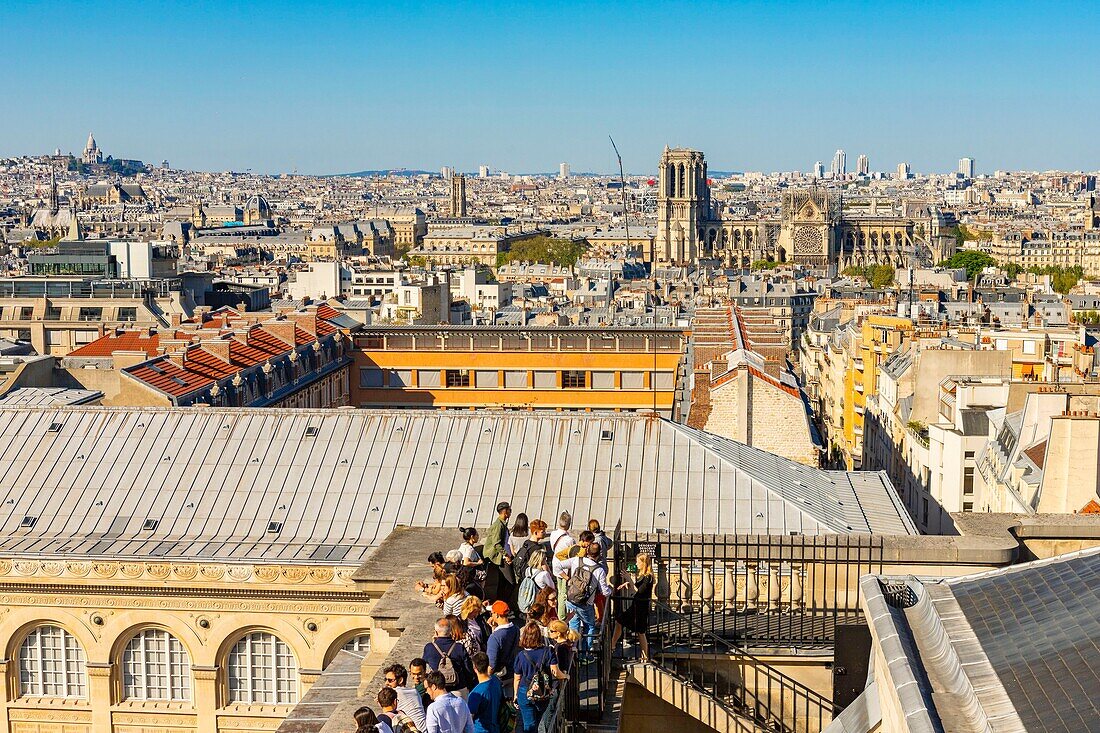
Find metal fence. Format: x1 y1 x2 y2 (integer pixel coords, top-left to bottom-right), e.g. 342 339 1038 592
642 600 837 733
617 533 883 649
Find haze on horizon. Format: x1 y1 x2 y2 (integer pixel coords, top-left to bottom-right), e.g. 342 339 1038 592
2 0 1099 177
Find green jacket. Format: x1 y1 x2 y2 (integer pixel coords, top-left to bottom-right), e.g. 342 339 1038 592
483 517 508 565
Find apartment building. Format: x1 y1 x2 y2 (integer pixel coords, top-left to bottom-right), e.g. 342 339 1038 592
352 325 686 417
0 277 194 356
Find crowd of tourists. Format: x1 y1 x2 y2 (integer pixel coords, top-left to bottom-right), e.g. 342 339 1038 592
351 502 654 733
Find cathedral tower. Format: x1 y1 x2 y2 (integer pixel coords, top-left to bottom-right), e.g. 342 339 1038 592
655 147 710 264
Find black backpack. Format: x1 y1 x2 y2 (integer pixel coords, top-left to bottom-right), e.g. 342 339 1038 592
523 647 554 703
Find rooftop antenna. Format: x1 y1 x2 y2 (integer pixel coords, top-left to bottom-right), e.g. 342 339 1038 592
610 135 657 415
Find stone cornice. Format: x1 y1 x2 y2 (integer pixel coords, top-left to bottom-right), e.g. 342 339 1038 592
0 558 358 589
0 581 373 604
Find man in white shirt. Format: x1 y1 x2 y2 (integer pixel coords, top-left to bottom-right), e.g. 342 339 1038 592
383 663 427 731
425 671 475 733
549 512 576 576
564 544 613 651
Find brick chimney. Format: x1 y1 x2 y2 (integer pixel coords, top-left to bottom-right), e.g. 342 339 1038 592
263 320 298 348
287 312 318 336
204 339 232 364
169 313 182 327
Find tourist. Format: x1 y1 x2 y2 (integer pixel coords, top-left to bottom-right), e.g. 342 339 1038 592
554 530 594 620
355 705 393 733
508 513 530 557
460 596 490 652
383 663 427 731
547 620 579 678
424 671 475 733
485 600 519 699
441 574 469 618
588 519 613 567
564 544 612 651
548 512 574 565
377 687 420 733
423 618 474 697
512 622 560 733
482 502 514 603
534 587 559 624
409 659 432 709
526 602 549 639
416 553 448 601
449 614 480 656
612 552 654 661
512 519 550 579
466 651 503 733
458 527 484 569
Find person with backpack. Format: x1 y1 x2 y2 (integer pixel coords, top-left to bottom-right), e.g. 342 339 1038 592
564 544 612 652
511 519 549 580
516 549 554 616
423 618 475 698
377 687 421 733
511 622 561 733
383 663 428 731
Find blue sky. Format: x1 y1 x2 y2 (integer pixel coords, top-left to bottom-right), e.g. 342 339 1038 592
3 1 1098 175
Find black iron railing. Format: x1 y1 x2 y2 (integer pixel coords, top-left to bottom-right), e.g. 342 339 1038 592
546 522 621 732
618 533 883 650
634 601 837 733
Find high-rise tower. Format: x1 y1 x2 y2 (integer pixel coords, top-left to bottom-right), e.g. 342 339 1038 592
655 146 711 264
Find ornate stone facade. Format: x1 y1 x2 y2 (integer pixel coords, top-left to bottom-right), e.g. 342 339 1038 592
651 148 917 269
0 558 374 733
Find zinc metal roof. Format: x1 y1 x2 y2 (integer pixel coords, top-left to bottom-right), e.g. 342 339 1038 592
0 407 913 566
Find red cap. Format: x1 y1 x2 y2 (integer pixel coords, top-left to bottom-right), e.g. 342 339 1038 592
490 601 510 616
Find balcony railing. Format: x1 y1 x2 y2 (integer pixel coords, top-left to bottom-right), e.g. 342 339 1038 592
618 533 882 649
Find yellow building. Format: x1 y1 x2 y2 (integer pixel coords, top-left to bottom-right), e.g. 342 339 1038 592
352 326 687 417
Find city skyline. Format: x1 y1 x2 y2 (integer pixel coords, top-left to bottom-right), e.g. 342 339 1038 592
2 1 1099 175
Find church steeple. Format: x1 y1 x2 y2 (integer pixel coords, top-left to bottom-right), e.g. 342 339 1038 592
48 168 59 215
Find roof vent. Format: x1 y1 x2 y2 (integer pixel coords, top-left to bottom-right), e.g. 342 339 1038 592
20 516 36 529
267 521 283 534
47 422 63 433
142 519 159 531
304 426 319 438
600 430 614 441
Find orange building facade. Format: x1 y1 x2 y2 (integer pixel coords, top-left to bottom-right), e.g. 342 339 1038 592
352 326 687 417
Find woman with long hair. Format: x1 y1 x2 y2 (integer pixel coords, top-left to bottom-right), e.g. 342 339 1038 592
534 586 559 624
547 619 580 678
440 573 469 617
509 512 530 556
447 613 481 656
459 595 490 650
612 552 654 661
512 622 561 733
353 705 392 733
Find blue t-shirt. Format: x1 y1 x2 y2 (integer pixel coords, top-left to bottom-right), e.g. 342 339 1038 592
467 675 503 733
513 646 554 688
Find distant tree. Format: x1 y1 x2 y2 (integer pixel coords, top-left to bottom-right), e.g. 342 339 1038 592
751 259 779 270
842 264 895 288
938 251 995 279
496 235 588 268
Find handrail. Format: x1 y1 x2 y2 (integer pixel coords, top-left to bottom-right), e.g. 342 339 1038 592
641 600 836 733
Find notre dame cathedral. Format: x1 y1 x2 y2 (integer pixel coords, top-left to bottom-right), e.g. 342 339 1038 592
652 147 933 270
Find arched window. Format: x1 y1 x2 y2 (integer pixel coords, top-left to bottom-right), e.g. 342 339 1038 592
227 632 297 704
342 634 371 654
123 629 191 701
19 625 87 698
